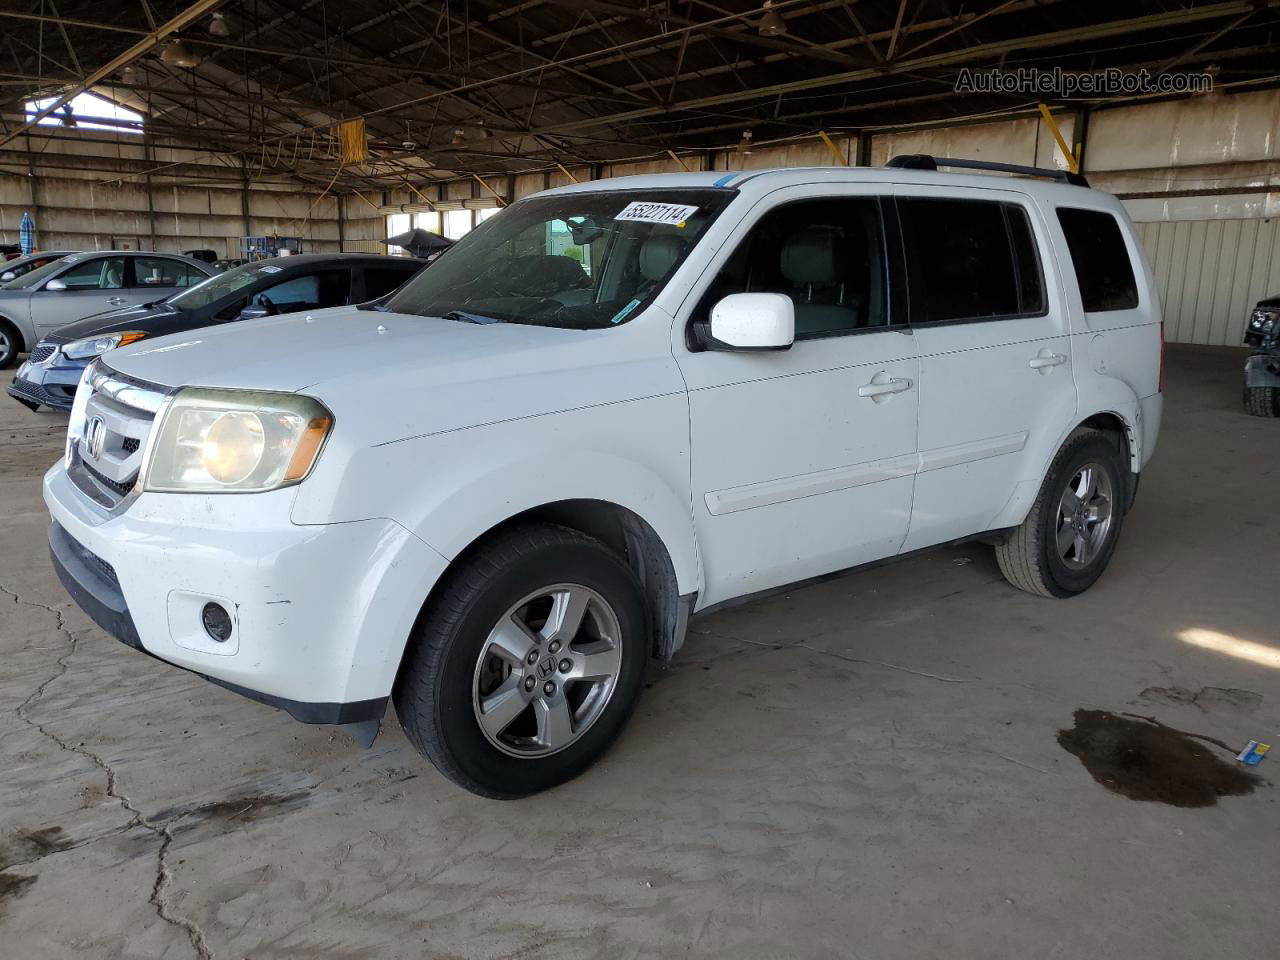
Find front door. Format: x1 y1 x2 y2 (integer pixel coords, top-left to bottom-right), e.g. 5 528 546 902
32 255 130 336
894 189 1078 552
675 188 919 607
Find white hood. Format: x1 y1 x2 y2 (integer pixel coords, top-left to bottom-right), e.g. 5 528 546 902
107 307 564 392
103 305 682 446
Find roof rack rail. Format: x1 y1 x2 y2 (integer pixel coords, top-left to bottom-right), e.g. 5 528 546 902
885 154 1089 188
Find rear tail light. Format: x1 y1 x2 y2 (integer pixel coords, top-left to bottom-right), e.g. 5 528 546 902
1158 322 1165 393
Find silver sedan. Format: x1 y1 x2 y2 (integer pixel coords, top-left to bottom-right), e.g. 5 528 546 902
0 250 217 368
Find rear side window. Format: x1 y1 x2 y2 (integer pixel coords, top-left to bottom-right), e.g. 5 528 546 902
898 198 1045 323
364 266 419 299
1056 208 1138 312
1006 206 1045 315
133 257 205 288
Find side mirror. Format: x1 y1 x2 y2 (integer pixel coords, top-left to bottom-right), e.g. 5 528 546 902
45 278 67 292
0 271 15 282
236 305 271 322
704 293 794 351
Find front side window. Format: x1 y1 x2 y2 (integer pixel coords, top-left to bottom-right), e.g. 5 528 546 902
899 197 1045 323
255 270 350 312
1056 208 1139 312
56 256 126 290
385 189 732 329
693 196 891 337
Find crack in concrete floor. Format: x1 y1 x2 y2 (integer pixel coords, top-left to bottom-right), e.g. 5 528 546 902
3 583 213 960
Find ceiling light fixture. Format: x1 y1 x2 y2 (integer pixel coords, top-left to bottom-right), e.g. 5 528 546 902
208 12 232 37
757 1 786 37
159 39 201 68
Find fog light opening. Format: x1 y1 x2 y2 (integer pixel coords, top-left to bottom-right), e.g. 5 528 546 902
201 602 233 643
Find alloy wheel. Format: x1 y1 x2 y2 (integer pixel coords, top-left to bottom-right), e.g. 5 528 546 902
471 583 623 758
1056 462 1114 569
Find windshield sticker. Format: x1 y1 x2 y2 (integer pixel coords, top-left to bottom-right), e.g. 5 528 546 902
258 264 282 273
610 298 643 325
615 201 699 226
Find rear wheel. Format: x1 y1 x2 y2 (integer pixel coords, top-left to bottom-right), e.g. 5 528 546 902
1243 385 1280 418
996 429 1128 598
0 320 19 369
394 523 649 798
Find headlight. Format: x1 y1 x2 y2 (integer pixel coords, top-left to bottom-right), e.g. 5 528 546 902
143 388 332 493
61 331 148 359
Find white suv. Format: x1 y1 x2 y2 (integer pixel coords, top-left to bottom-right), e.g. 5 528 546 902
44 158 1163 797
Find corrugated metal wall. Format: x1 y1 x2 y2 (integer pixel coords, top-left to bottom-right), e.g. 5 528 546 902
1137 219 1280 346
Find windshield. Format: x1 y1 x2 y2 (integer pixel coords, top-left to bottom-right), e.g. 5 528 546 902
168 262 287 310
384 189 733 329
6 253 88 290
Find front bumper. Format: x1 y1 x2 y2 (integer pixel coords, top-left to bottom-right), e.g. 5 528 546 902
8 356 82 410
44 462 449 726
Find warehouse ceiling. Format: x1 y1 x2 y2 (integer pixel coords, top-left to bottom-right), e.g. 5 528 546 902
2 0 1279 190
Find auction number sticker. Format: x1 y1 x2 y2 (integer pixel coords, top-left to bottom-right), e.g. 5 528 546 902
615 201 699 225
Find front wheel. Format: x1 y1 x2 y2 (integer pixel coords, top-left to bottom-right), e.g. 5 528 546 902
1243 385 1280 418
394 523 649 798
996 429 1128 598
0 321 19 369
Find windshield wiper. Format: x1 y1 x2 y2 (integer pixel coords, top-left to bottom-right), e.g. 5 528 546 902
442 309 502 325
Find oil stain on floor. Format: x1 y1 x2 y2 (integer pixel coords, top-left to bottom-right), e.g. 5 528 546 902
1058 709 1263 807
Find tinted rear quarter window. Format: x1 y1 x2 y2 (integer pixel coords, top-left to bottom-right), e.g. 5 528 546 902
1056 208 1138 312
899 197 1044 323
364 266 419 299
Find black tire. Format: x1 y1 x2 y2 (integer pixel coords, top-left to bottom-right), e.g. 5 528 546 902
995 429 1128 599
394 522 650 798
0 319 20 369
1243 385 1280 418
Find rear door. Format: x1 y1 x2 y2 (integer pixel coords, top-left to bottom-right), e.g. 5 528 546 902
895 188 1077 551
675 186 920 606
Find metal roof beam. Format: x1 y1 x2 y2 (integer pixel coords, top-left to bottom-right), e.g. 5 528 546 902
0 0 226 149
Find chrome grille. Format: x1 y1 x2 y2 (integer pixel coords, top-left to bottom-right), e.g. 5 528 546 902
68 364 171 511
29 343 57 364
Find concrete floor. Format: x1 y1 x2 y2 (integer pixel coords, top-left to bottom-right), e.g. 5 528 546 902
1 345 1276 959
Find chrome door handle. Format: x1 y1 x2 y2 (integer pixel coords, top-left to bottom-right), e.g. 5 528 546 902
106 297 127 305
1029 351 1067 371
858 371 913 402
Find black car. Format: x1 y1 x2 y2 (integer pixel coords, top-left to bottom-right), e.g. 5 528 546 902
1244 296 1280 417
8 253 423 412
